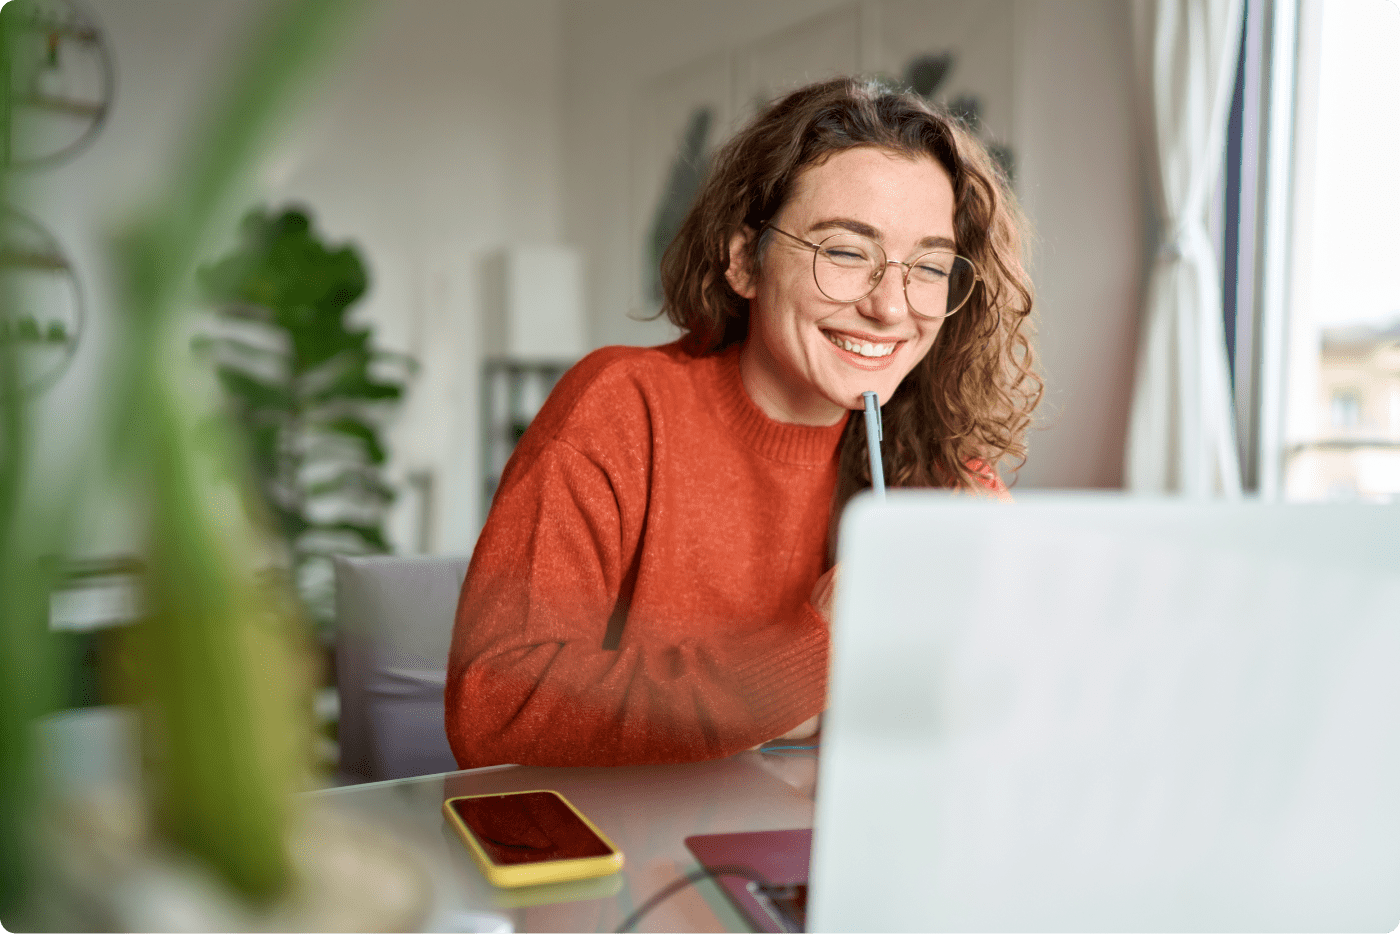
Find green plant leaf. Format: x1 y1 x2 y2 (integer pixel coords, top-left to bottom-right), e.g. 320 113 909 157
245 423 282 480
198 201 408 648
216 367 294 413
200 220 369 361
292 324 369 374
303 367 403 405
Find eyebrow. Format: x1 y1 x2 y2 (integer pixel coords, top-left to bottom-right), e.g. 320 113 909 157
807 217 957 252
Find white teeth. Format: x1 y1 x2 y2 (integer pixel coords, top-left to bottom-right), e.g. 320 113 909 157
825 331 896 358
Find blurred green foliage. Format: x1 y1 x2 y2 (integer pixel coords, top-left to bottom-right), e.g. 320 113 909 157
4 0 368 921
198 207 411 630
0 258 67 928
0 8 68 926
107 0 367 902
0 315 69 342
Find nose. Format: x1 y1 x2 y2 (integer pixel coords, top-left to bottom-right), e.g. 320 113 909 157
858 261 909 324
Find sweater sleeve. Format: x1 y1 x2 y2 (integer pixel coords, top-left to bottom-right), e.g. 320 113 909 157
445 436 828 769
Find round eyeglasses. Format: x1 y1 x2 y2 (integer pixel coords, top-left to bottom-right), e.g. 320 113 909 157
765 225 980 318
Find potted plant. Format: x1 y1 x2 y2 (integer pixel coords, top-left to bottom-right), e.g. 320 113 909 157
196 207 413 633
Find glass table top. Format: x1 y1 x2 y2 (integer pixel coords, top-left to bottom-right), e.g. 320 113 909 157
305 750 818 933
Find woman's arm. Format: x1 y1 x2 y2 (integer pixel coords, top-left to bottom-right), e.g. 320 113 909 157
445 438 828 768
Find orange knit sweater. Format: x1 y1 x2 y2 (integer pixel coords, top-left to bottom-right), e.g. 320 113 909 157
446 341 844 768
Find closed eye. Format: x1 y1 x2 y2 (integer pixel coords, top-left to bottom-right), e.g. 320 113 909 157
911 261 951 282
822 247 872 264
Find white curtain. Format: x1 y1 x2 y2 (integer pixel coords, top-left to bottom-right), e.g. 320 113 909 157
1125 0 1246 496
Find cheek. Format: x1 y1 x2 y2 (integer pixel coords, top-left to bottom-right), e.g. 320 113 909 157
761 261 824 321
756 296 818 350
913 320 946 358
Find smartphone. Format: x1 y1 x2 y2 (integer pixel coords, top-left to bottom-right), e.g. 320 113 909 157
441 789 625 888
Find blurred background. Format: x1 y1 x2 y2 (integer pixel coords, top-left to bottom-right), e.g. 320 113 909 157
2 0 1396 927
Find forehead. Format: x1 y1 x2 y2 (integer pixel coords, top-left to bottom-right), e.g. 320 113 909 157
781 146 955 237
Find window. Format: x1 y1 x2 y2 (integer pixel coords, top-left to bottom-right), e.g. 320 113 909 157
1278 0 1400 503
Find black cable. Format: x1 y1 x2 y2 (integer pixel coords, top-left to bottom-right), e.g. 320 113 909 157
614 864 772 933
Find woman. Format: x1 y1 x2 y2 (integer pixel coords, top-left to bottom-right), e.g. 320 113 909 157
445 76 1040 768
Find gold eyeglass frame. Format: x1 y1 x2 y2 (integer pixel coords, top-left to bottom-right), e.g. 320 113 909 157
765 224 980 319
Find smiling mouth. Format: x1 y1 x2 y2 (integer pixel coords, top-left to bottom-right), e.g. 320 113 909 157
823 330 900 359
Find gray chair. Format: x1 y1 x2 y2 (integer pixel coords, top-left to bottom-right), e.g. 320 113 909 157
332 554 471 782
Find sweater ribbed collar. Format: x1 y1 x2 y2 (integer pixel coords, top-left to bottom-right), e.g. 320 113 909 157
708 342 847 466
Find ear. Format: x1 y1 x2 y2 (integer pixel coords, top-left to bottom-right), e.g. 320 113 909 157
724 226 758 299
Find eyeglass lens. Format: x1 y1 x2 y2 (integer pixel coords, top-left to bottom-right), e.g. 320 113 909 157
812 233 976 317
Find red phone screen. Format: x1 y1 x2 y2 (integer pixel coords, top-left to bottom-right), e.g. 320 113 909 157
449 792 614 866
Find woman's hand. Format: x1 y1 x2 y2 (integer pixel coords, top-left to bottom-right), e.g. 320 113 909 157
772 713 821 741
810 564 839 626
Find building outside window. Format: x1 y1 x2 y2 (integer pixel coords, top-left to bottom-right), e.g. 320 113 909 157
1327 386 1360 431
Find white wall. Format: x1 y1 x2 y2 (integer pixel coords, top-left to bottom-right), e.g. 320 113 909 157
23 0 568 558
1011 0 1145 489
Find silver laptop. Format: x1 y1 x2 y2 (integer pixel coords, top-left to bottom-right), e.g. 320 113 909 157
809 493 1400 932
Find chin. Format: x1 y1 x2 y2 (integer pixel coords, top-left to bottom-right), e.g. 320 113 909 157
834 377 903 411
823 386 879 414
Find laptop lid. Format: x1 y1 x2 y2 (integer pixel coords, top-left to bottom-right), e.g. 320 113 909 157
810 494 1400 932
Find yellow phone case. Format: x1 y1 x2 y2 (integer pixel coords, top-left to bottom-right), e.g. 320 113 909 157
442 790 625 888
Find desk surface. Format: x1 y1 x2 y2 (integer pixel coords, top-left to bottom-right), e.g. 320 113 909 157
310 751 818 933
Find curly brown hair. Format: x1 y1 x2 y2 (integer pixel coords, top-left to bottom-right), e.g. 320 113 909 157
659 76 1041 550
